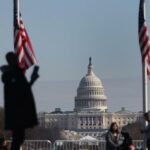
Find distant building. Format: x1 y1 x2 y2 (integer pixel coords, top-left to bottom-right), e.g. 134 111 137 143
38 58 143 138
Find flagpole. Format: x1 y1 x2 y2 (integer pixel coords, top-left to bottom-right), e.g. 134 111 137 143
142 0 148 126
142 61 148 118
142 61 148 150
14 0 20 24
139 0 149 149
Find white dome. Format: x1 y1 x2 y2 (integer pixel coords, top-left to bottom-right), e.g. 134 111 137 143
79 74 102 88
74 58 107 112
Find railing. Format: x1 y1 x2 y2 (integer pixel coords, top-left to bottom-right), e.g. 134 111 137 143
7 140 52 150
53 140 106 150
53 140 144 150
6 140 144 150
133 140 144 150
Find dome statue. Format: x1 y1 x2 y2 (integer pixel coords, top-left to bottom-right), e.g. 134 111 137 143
74 57 107 112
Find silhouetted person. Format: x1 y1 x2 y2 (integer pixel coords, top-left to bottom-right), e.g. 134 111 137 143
0 52 39 150
121 131 135 150
141 112 150 150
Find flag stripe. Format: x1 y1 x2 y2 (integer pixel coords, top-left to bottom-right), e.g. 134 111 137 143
14 9 37 70
24 42 35 64
138 0 150 78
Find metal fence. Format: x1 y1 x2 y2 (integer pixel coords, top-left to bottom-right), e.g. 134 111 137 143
6 140 144 150
53 140 106 150
23 140 52 150
7 140 52 150
133 140 144 150
53 140 144 150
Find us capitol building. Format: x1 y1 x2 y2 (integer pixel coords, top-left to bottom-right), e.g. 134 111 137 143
38 58 143 138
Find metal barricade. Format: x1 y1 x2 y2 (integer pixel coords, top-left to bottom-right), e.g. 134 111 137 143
53 140 106 150
53 140 144 150
6 139 144 150
133 140 144 150
22 140 52 150
7 140 52 150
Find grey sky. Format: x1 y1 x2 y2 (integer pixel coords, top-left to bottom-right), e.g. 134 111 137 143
0 0 150 112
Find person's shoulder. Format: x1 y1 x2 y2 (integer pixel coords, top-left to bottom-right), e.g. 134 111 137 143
106 131 112 137
0 65 10 73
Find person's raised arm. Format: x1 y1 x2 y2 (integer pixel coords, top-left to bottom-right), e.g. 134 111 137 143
29 66 39 86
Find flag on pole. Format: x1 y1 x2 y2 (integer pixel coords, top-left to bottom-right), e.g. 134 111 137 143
14 2 37 70
138 0 150 77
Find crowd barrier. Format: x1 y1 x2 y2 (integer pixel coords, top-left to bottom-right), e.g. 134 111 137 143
7 140 52 150
6 140 144 150
53 140 106 150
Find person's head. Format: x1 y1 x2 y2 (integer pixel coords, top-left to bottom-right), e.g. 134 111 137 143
6 52 18 67
144 111 150 122
109 122 119 133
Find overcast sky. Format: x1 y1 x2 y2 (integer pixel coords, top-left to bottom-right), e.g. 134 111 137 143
0 0 150 112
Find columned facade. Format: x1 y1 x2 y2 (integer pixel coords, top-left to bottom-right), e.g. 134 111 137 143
38 58 143 139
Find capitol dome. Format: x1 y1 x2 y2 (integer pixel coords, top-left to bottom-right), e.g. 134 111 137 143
74 57 107 112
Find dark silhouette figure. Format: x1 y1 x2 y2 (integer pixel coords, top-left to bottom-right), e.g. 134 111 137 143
141 112 150 150
0 52 39 150
121 131 135 150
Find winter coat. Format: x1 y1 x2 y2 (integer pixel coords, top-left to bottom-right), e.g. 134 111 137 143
1 66 38 130
106 131 124 150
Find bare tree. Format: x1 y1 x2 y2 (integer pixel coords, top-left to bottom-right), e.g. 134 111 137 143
25 126 63 143
122 121 144 140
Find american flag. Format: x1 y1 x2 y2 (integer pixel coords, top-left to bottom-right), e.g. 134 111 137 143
14 3 37 70
138 0 150 77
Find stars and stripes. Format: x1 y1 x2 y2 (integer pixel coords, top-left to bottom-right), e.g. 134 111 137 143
138 0 150 77
14 1 36 70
